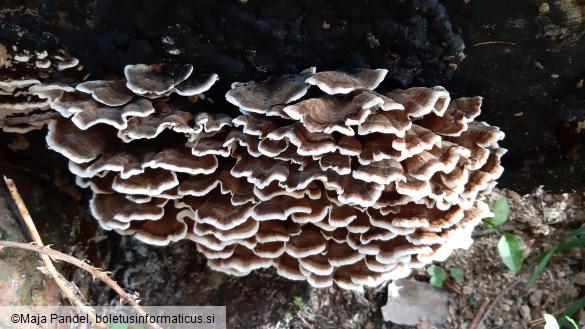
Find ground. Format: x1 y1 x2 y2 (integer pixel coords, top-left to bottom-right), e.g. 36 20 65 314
440 188 585 329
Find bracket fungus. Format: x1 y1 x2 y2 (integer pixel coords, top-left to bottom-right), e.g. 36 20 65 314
1 60 506 291
222 67 503 291
0 45 82 133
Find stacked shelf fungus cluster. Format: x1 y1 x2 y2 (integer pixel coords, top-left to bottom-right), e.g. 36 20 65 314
222 68 505 290
0 45 82 133
1 63 506 291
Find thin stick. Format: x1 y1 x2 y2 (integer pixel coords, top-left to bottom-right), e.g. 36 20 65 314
0 240 153 315
469 278 522 329
473 41 517 47
4 177 46 246
472 224 525 237
528 306 568 327
3 176 107 329
468 297 490 329
296 311 314 329
2 176 163 329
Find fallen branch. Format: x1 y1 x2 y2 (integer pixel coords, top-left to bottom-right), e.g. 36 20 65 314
0 240 153 314
3 176 107 328
468 297 490 329
2 176 163 329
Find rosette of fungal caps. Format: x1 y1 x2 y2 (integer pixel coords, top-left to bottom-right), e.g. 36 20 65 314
45 63 224 247
224 67 505 291
0 45 81 133
28 64 505 292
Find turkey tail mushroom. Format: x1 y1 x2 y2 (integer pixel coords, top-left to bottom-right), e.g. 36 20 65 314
1 62 506 291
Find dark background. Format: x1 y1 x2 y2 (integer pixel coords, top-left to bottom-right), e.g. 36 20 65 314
2 0 585 193
2 0 584 193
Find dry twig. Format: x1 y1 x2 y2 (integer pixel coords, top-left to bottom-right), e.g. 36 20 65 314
472 223 528 237
469 278 522 329
473 41 517 47
468 297 490 329
296 311 314 329
528 306 568 327
3 176 107 329
2 176 163 329
0 241 158 318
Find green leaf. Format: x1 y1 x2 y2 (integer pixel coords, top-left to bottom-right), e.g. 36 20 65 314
484 196 509 227
293 296 308 314
563 315 579 329
534 236 585 264
427 265 446 280
525 246 558 289
283 311 293 321
449 268 464 285
468 296 480 310
293 296 303 307
526 234 585 289
427 265 446 288
543 314 560 329
559 296 585 325
482 218 496 229
553 235 585 254
565 226 585 238
430 276 444 288
497 233 524 274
